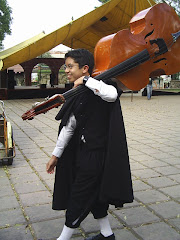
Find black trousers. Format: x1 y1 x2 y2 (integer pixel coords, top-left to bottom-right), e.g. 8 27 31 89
65 143 109 228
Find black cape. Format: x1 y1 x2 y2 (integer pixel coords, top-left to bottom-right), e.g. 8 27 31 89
52 84 134 210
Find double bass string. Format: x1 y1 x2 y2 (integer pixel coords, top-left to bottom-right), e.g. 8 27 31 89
147 32 179 60
120 31 180 75
63 34 177 100
46 34 179 103
104 35 176 77
63 85 89 101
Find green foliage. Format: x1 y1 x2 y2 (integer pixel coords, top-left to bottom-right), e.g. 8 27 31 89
37 52 53 58
98 0 109 3
37 52 53 67
172 72 180 80
0 0 12 50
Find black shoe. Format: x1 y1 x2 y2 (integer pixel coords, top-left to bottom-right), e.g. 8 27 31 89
85 233 115 240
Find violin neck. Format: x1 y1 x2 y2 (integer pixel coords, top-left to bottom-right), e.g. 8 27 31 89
62 84 88 101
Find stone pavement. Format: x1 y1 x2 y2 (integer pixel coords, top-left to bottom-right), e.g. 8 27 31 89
0 94 180 240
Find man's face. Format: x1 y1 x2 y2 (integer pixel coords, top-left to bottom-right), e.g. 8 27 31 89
64 57 85 83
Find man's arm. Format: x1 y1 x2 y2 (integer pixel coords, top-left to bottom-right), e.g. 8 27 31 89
52 113 76 158
46 113 76 174
74 76 118 102
85 77 118 102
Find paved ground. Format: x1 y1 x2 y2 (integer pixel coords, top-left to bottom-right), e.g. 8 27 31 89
0 94 180 240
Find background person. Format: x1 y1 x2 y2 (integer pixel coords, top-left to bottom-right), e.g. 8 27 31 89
147 78 153 100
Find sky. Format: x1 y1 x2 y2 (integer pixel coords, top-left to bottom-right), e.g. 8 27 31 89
3 0 101 51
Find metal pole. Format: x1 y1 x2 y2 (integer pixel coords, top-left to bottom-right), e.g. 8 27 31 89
130 0 137 102
134 0 136 15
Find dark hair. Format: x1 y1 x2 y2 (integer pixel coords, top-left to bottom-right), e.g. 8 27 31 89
65 49 94 75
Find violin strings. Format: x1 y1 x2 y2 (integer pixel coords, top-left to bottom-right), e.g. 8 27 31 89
150 31 180 55
65 36 176 93
63 36 176 97
148 38 174 59
63 86 83 100
110 32 179 76
63 86 88 101
112 37 175 76
57 36 177 104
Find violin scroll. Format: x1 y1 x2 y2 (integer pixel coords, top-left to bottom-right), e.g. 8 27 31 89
21 94 65 120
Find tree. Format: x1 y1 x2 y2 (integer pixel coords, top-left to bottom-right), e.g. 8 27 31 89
0 0 12 50
37 52 52 58
98 0 109 3
37 52 53 68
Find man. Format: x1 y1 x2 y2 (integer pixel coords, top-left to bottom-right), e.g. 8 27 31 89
46 49 133 240
146 78 153 100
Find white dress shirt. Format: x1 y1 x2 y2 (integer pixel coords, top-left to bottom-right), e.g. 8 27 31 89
52 77 118 158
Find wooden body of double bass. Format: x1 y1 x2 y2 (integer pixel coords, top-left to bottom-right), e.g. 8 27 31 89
93 3 180 90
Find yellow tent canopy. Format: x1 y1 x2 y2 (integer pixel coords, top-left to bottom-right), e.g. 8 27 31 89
0 0 155 71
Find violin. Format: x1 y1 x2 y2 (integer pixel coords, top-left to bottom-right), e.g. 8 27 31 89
22 3 180 120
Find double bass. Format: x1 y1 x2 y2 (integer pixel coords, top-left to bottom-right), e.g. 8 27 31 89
22 3 180 120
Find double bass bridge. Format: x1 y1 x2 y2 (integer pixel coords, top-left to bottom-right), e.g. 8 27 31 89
149 38 168 57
